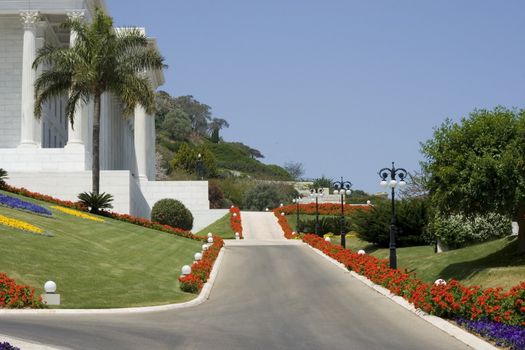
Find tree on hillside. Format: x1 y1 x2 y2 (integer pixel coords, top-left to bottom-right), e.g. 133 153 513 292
421 107 525 252
284 161 305 180
162 109 192 140
33 9 165 195
209 117 230 143
172 95 212 136
155 90 176 128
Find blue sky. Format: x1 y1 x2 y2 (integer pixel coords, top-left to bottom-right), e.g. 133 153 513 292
108 0 525 193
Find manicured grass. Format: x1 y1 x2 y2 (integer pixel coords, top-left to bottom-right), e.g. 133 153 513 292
0 190 202 308
287 214 525 290
195 213 234 239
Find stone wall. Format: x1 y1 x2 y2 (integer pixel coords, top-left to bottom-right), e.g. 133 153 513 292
0 16 22 148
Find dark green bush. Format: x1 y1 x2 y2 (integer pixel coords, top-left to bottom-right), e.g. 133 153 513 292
208 183 225 209
151 198 193 230
243 183 298 210
298 216 342 236
244 183 280 211
351 197 429 247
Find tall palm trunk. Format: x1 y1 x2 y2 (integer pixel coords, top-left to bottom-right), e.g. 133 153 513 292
92 93 101 195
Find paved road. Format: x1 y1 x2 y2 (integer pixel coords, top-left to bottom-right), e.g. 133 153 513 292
0 213 471 349
241 212 284 240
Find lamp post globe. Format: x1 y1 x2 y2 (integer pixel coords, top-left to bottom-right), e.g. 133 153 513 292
378 161 407 269
310 188 323 236
332 177 352 249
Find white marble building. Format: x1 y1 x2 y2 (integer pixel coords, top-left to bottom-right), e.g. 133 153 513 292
0 0 226 230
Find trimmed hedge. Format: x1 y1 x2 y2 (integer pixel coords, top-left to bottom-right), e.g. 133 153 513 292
151 198 193 231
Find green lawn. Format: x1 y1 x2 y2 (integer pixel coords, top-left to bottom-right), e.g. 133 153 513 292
0 190 202 308
287 214 525 290
195 213 234 239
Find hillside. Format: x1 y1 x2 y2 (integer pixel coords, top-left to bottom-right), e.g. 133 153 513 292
0 190 202 308
157 136 292 181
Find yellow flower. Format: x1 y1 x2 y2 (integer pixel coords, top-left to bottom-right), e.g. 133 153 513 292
51 206 105 223
0 214 44 234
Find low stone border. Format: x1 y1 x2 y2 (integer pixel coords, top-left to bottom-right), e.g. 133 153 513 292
305 244 498 350
0 248 225 315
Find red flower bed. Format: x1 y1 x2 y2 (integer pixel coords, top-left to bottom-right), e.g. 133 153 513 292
230 207 243 239
179 236 224 293
0 184 204 242
278 203 371 216
302 233 525 326
273 209 295 239
0 273 45 309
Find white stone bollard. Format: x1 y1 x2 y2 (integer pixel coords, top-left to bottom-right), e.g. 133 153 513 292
194 252 203 261
42 281 60 305
280 203 284 207
357 249 366 255
281 212 285 216
207 237 214 244
366 200 371 205
265 208 269 212
181 265 192 276
292 231 296 235
233 213 238 217
207 232 213 238
202 244 208 251
324 237 331 242
235 232 240 240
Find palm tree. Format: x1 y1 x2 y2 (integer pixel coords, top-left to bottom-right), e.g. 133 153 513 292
33 8 165 194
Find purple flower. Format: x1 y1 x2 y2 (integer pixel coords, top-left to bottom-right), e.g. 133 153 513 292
456 318 525 350
0 342 20 350
0 193 52 216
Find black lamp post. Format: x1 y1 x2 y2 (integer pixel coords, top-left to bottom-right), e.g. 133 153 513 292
332 177 352 248
292 197 301 233
310 188 324 236
196 153 204 180
378 161 407 269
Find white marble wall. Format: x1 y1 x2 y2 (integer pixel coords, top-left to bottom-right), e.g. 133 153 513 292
0 16 23 148
6 170 132 214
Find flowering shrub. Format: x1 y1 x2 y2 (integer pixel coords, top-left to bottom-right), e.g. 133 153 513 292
0 342 20 350
0 214 44 235
0 194 52 216
455 318 525 349
179 236 224 294
301 233 525 326
230 207 243 239
1 184 85 210
0 273 45 309
278 203 371 216
179 274 204 293
51 206 105 223
429 213 511 249
274 209 295 239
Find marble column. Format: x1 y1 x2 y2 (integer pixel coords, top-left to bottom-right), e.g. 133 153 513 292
18 10 40 148
65 10 85 148
134 105 149 180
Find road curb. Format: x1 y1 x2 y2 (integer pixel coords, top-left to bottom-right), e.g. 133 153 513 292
305 244 498 350
0 248 226 315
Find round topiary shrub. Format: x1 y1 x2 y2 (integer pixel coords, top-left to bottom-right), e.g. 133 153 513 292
151 198 194 231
